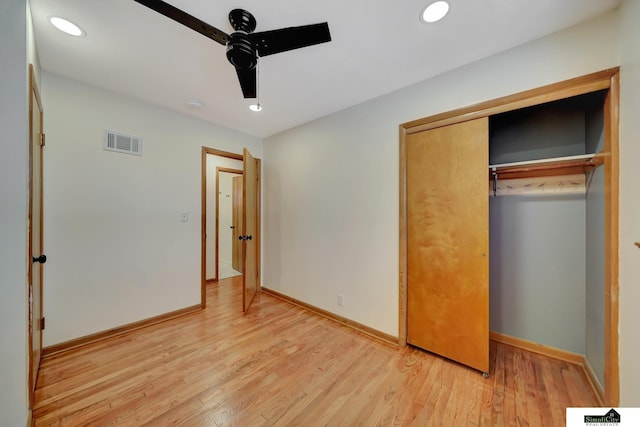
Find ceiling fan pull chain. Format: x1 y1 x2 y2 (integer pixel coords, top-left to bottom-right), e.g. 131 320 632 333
256 62 261 110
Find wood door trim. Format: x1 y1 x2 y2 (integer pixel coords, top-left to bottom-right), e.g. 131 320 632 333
399 68 620 405
490 331 604 405
262 287 398 346
256 158 262 291
42 304 202 357
603 71 620 406
201 147 243 308
583 354 606 406
203 147 243 160
401 68 619 134
489 332 584 365
398 126 408 346
215 167 243 285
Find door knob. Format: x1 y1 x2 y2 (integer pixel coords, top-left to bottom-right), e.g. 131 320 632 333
33 254 47 264
238 235 253 241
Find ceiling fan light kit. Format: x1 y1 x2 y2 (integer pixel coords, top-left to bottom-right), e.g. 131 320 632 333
421 1 450 23
133 0 332 100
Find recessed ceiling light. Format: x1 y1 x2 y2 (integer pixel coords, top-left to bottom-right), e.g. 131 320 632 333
421 1 450 23
49 16 85 37
249 103 262 112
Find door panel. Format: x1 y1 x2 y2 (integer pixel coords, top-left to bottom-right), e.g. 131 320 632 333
232 176 244 272
242 148 258 312
406 118 489 373
28 66 44 403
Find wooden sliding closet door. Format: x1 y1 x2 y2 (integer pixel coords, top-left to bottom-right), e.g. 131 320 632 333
406 117 489 373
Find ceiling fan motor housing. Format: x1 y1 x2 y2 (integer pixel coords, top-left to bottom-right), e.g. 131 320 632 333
226 10 258 70
226 32 257 70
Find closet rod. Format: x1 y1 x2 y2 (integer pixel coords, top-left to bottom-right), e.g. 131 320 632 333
489 153 596 170
490 160 593 176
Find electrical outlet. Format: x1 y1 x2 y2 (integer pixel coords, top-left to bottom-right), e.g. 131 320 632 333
180 211 189 222
337 294 344 307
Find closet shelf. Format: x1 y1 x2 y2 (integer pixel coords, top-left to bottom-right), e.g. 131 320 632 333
489 153 605 180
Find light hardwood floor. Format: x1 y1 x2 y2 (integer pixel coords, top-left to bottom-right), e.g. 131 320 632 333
34 276 598 426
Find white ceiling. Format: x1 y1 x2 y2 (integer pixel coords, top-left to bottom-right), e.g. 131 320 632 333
30 0 620 138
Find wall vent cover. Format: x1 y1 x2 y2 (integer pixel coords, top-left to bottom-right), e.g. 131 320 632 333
104 130 143 156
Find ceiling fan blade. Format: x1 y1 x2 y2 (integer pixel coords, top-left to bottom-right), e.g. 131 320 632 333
133 0 229 45
235 67 257 98
250 23 331 57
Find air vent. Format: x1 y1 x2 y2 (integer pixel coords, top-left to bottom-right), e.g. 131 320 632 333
103 130 143 156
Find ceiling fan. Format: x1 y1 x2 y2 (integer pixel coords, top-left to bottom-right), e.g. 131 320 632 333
133 0 332 99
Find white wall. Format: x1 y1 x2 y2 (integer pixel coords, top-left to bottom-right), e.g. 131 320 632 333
41 72 261 345
0 0 33 425
585 166 605 384
617 0 640 406
490 195 587 353
264 12 619 337
489 102 598 355
26 0 39 85
585 107 606 387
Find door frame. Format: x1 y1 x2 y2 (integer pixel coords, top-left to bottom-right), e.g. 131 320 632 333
201 147 261 308
399 68 620 405
28 63 44 408
215 167 243 282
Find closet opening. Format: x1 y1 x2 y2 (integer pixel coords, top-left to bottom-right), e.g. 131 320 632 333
488 89 608 398
399 68 619 406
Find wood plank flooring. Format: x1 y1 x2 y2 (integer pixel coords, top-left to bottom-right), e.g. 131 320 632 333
34 276 598 426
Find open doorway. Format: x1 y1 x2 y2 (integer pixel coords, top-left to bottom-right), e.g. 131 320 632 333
201 146 261 311
202 148 242 284
216 169 243 280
